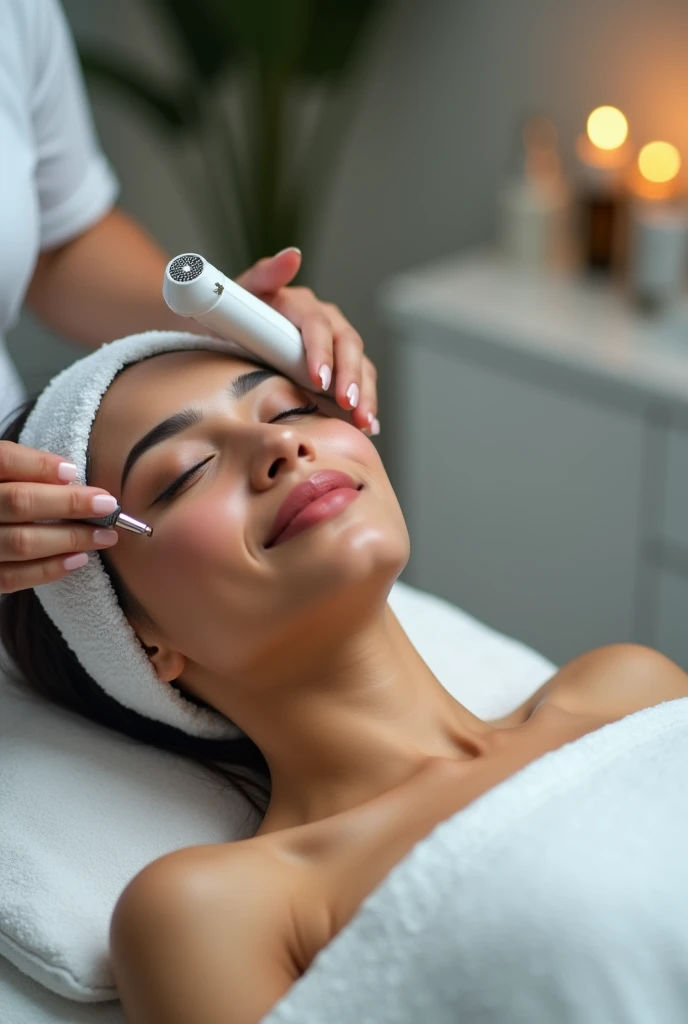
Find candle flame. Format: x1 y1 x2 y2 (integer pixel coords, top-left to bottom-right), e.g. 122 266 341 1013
586 106 629 151
637 141 681 184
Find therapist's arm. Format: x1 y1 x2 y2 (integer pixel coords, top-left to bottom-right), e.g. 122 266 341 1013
24 207 378 430
26 207 190 343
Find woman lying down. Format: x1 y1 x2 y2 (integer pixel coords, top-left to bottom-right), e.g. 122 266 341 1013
2 330 687 1024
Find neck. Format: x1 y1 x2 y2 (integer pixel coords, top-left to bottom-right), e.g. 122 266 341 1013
214 601 491 830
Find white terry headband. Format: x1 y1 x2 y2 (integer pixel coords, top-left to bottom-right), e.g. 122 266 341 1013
19 330 259 740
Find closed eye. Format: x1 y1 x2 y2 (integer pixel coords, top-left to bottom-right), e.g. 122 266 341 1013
270 401 319 423
151 403 319 505
152 455 214 505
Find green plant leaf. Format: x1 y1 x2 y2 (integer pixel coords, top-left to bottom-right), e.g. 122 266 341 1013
150 0 242 82
79 50 189 131
298 0 384 78
223 0 311 71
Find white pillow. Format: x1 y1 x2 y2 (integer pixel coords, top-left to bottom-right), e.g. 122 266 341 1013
0 582 556 1002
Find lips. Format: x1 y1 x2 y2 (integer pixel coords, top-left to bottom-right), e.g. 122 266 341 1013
265 470 361 548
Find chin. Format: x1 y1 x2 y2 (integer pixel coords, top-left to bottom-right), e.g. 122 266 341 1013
213 522 409 674
286 515 409 612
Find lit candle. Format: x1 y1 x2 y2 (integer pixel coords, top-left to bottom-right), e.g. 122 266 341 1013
575 106 631 273
577 106 630 190
629 142 687 311
632 140 682 201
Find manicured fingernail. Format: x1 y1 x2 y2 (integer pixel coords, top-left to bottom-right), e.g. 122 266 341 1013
58 462 77 482
91 494 118 514
93 529 118 547
319 364 332 391
275 246 302 257
64 552 89 572
346 383 360 409
371 417 381 436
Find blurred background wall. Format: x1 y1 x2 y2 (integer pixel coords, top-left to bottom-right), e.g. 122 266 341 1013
9 0 688 401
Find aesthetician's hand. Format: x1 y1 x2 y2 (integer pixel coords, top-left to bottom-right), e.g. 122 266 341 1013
236 248 380 435
0 442 119 593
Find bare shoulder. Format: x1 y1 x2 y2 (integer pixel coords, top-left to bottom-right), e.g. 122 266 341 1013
529 644 688 721
112 834 290 912
110 837 300 1024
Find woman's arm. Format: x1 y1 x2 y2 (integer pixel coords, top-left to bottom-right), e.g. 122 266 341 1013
110 845 299 1024
25 207 198 345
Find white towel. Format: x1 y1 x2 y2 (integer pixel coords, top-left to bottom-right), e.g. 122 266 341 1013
264 697 688 1024
18 330 254 740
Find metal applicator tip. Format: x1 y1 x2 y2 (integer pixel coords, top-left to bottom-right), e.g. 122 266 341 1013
115 513 154 536
81 506 153 537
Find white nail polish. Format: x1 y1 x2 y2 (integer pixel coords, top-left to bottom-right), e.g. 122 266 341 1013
64 552 89 572
371 417 381 436
319 365 332 391
346 383 360 409
275 246 302 257
91 494 118 515
93 529 118 546
58 462 77 482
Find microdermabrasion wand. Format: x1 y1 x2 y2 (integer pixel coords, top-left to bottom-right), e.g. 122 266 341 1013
162 253 349 421
83 507 153 536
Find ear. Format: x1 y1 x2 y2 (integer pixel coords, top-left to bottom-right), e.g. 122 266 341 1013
138 638 186 684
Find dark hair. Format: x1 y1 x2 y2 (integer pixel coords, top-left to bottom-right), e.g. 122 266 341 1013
0 401 270 816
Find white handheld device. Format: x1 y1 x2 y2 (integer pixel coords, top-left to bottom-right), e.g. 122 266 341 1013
163 252 348 419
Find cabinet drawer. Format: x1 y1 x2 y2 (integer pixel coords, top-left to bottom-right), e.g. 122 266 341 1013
663 426 688 552
656 566 688 671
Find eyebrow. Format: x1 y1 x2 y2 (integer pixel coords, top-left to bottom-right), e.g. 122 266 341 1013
119 367 279 494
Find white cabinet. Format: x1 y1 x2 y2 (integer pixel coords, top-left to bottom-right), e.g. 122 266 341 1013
380 253 688 667
663 426 688 551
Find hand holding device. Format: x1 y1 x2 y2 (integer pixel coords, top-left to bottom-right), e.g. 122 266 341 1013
0 441 122 592
163 253 352 424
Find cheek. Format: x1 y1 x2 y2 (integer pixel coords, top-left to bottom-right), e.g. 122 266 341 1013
319 420 380 466
325 422 399 508
159 502 238 576
116 494 248 637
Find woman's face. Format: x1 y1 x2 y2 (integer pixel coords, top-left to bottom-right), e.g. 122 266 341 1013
89 350 409 702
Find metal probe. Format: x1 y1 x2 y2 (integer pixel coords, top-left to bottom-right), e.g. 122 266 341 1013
82 506 153 537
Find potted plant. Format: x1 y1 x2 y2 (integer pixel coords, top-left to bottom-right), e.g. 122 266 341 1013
79 0 386 275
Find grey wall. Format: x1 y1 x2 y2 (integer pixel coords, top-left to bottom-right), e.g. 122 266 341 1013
8 0 688 408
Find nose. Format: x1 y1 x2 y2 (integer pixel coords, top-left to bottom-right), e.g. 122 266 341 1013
249 425 316 491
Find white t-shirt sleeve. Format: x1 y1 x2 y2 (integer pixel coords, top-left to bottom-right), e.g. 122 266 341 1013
29 0 119 250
